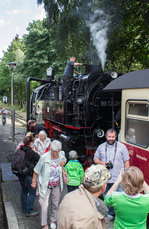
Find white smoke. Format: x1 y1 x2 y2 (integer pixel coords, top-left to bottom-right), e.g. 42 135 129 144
87 9 109 70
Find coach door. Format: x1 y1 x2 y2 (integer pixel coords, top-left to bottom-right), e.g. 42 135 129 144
121 89 149 183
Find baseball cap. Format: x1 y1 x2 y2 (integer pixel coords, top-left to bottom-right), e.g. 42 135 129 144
84 164 111 188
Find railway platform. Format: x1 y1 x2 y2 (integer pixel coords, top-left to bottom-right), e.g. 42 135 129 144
0 123 113 229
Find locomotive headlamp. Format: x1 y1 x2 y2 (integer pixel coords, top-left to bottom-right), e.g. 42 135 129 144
46 67 54 80
94 129 104 138
59 134 70 142
108 71 118 79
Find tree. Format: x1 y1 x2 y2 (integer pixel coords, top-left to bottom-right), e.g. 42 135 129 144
0 35 26 107
37 0 96 63
104 0 149 72
22 19 63 79
38 0 149 72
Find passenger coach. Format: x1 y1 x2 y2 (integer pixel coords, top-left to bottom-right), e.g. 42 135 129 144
104 69 149 184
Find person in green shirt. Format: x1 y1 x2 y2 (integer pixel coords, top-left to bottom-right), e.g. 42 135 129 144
65 150 84 192
104 166 149 229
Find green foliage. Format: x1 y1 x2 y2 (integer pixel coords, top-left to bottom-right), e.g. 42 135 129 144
104 0 149 72
37 0 96 63
0 0 148 108
0 35 26 107
22 19 64 79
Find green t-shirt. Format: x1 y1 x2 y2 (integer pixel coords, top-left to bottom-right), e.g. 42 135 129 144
65 160 84 186
104 192 149 229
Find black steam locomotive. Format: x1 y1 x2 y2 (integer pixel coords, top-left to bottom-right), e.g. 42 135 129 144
27 64 121 167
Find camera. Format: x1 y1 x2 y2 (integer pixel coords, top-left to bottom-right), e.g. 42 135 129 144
106 160 113 169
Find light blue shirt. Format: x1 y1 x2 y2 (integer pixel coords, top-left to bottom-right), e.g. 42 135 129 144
94 141 129 183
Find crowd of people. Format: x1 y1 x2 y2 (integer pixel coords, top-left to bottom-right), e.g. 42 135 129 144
14 120 149 229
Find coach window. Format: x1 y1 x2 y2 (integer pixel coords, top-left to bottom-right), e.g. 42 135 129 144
125 101 149 147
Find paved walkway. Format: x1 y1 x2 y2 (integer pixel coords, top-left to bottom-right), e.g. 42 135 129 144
0 123 113 229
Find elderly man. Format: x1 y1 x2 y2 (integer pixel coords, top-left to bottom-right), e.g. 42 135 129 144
57 164 111 229
94 128 130 221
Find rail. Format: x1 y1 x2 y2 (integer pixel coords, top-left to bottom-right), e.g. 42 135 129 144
6 110 27 128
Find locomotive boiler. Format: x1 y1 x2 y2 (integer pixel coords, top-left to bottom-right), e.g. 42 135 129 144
27 64 121 167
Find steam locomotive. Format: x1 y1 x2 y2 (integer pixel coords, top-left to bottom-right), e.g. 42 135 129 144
27 64 121 167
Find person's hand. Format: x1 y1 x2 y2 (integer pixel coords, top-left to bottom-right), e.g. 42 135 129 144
102 162 107 167
31 145 36 151
60 161 65 167
31 181 36 189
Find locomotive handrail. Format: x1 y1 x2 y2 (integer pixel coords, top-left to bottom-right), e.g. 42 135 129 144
30 83 52 120
26 77 52 130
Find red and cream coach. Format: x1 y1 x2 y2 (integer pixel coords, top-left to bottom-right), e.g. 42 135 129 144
104 69 149 184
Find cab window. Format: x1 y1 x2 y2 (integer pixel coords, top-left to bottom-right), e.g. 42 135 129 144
125 101 149 147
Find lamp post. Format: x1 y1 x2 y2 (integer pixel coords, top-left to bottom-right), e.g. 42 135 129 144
8 62 16 142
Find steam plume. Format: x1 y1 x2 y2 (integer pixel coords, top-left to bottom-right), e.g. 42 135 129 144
87 9 109 70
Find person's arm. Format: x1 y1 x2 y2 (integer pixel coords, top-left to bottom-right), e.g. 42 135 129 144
59 151 67 167
64 162 68 172
122 144 130 168
94 145 106 166
60 161 66 167
31 149 40 163
33 140 38 153
74 62 83 66
143 181 149 194
31 172 38 189
106 173 122 196
94 158 106 166
74 69 79 74
124 160 130 168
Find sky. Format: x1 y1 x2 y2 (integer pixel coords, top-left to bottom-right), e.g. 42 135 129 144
0 0 46 59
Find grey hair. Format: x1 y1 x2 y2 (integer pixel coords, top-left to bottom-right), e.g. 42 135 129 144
39 130 47 138
69 150 78 159
83 181 102 194
50 140 62 152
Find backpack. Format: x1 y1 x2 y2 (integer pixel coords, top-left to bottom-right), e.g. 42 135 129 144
11 149 31 176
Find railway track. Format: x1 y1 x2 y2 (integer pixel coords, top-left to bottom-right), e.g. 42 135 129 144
6 110 27 128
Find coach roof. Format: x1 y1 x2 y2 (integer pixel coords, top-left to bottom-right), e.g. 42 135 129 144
104 69 149 91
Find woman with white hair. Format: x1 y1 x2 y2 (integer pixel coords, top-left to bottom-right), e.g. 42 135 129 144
34 130 51 156
31 140 66 229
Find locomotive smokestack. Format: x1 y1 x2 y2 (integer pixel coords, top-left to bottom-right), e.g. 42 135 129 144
84 64 103 74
